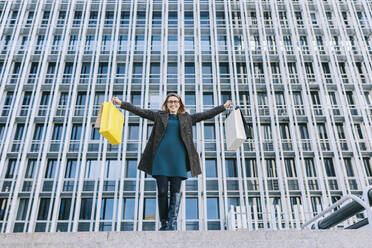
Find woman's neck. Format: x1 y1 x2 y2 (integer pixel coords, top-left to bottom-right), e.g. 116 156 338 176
169 111 177 114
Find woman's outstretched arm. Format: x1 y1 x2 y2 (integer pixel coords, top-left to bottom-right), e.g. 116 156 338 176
190 100 232 124
112 97 156 121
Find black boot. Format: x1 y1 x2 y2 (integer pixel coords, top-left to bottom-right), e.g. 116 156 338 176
167 192 181 231
158 195 169 231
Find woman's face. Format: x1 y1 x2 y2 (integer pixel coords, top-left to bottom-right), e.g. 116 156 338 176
167 96 180 113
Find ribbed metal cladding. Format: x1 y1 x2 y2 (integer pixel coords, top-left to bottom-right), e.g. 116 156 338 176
0 0 371 233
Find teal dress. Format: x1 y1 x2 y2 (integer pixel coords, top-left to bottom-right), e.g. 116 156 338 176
152 114 188 180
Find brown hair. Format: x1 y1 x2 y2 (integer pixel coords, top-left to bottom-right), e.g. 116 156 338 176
161 93 186 114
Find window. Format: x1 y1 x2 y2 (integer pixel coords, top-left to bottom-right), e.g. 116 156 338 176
363 158 372 177
89 11 98 24
317 124 328 139
16 199 29 221
245 159 257 177
128 125 139 140
45 160 57 178
205 159 217 177
14 124 24 140
100 198 114 220
105 160 121 179
284 159 297 177
85 160 100 179
168 11 177 25
136 11 146 24
0 198 8 220
133 63 143 74
305 158 316 177
122 198 135 220
0 124 5 140
184 11 193 24
185 63 195 74
143 198 156 220
203 93 214 106
65 160 77 178
135 35 144 51
298 124 309 139
37 198 50 220
224 159 236 177
52 124 63 140
201 36 211 53
120 11 130 24
200 11 209 25
71 124 82 140
4 159 17 178
125 160 137 178
266 159 277 177
279 124 291 139
184 36 194 51
344 158 354 177
204 125 215 140
324 158 336 177
90 126 100 140
152 11 161 24
59 93 68 106
79 198 93 220
64 63 73 74
216 12 225 25
105 11 114 24
168 36 177 52
118 35 128 51
33 124 44 140
186 198 198 219
228 197 240 212
22 92 32 105
25 159 37 178
58 198 72 220
206 197 219 219
219 63 229 74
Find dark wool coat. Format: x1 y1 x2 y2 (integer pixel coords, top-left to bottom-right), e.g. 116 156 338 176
120 102 226 177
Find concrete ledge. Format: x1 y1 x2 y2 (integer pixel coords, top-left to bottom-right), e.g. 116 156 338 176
0 230 371 248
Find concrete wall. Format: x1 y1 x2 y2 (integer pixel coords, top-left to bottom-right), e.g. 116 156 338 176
0 230 371 248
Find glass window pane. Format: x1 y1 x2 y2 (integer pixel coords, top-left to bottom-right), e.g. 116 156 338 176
79 198 93 220
186 198 198 219
100 198 114 220
85 160 100 179
225 159 237 177
123 198 135 220
126 160 137 178
37 198 50 220
205 159 217 177
143 198 156 220
105 160 121 179
58 198 72 220
207 197 219 219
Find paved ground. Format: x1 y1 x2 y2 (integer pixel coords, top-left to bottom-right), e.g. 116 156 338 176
0 229 371 248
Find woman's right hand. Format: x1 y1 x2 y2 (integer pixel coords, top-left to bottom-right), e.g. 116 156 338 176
112 97 122 105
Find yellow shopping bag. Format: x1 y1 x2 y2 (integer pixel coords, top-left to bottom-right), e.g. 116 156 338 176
94 101 124 145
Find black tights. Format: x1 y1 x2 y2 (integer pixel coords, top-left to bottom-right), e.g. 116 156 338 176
155 175 182 220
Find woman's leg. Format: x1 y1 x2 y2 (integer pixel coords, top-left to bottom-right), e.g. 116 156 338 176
155 175 169 230
168 177 182 230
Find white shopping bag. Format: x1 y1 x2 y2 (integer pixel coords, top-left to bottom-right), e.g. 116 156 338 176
225 107 247 151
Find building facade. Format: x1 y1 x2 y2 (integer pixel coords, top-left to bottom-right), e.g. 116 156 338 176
0 0 371 233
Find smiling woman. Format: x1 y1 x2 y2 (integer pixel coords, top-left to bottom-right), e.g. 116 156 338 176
111 93 231 231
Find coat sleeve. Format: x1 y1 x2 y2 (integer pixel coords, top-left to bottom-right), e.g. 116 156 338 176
120 101 156 121
190 104 226 124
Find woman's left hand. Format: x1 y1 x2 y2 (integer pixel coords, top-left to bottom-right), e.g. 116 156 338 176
224 100 232 109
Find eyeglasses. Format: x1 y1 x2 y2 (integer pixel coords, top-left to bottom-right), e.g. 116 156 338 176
167 100 179 104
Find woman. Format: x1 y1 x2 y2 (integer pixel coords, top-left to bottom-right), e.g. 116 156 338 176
112 93 232 231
